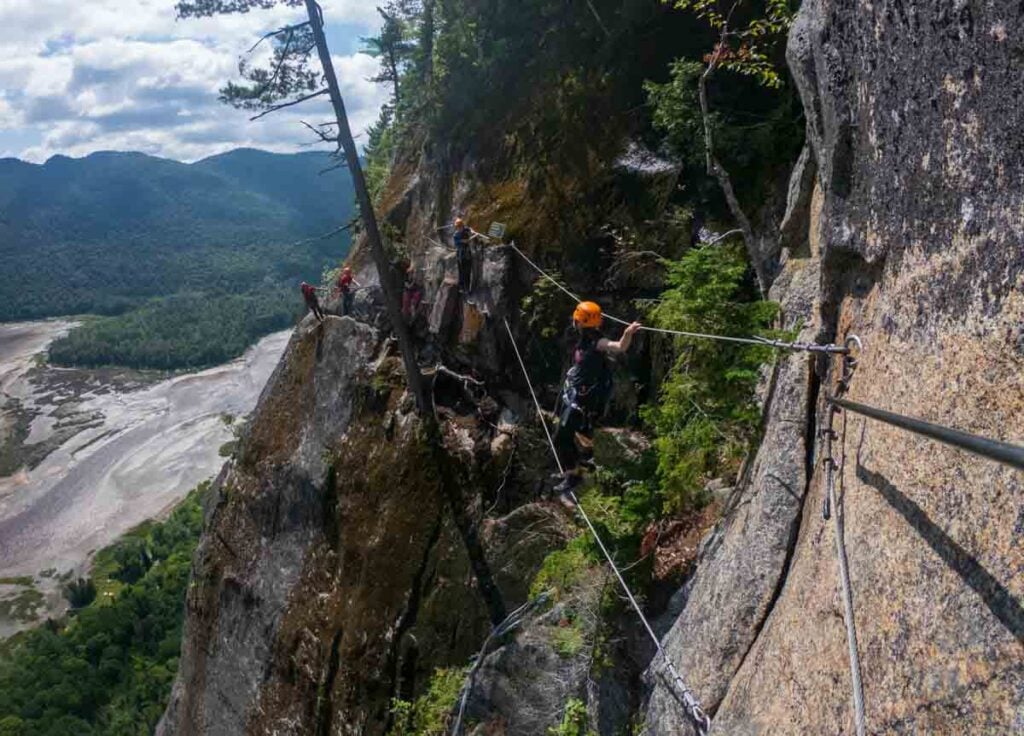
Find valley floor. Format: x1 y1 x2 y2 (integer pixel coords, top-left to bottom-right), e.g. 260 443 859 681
0 320 291 635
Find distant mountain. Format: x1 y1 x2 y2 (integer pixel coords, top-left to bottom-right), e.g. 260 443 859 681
0 149 355 321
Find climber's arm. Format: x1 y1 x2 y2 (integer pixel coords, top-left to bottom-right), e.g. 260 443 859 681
598 322 641 355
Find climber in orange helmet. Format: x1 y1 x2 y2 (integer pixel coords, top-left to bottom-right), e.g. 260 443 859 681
552 301 641 500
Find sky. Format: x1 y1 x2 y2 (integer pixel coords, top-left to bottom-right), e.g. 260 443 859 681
0 0 389 163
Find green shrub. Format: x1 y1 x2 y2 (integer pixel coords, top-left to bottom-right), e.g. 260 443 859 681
386 667 467 736
551 624 585 658
579 468 661 556
642 243 778 511
548 698 594 736
530 537 594 602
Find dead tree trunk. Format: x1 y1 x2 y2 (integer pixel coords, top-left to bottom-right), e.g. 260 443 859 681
304 0 427 414
698 64 769 296
304 0 507 624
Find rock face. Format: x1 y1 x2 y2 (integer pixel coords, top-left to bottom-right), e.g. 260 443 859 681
157 312 571 735
645 2 1024 733
163 5 1024 731
643 255 822 733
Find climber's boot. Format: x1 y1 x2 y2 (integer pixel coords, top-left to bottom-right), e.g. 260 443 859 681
553 473 582 508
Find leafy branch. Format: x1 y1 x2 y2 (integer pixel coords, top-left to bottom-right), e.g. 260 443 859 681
674 0 794 89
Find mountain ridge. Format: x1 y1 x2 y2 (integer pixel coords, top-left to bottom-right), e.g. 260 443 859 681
0 147 355 322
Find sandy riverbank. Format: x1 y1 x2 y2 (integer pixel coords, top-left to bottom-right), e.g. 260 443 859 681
0 321 292 635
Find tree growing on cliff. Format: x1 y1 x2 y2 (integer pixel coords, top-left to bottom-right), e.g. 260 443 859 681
177 0 429 414
361 4 416 111
649 0 796 294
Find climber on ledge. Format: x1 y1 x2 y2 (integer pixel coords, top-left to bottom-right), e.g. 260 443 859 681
452 217 480 293
335 266 360 317
300 281 325 323
552 302 641 502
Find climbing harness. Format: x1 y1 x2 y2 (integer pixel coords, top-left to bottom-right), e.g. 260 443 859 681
507 242 850 355
820 336 866 736
503 318 712 736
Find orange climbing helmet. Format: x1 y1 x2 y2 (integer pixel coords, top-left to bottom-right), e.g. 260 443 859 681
455 217 465 228
573 301 603 329
342 266 352 274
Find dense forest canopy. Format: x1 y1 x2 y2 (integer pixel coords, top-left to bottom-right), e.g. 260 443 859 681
47 290 297 370
0 486 205 735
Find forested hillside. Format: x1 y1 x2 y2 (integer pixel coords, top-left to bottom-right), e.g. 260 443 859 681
0 148 355 368
0 486 206 735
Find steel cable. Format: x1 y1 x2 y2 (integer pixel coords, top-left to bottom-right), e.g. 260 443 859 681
825 406 866 736
502 318 711 735
507 242 848 355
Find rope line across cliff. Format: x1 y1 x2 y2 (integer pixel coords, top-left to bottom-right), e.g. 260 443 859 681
502 317 712 736
507 242 850 355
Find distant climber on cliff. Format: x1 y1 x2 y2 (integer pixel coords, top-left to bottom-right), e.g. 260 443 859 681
402 266 423 323
452 217 480 293
552 302 641 502
335 266 360 317
300 281 325 323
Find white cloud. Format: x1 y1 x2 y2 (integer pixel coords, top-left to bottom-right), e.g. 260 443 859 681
0 0 387 162
0 95 16 129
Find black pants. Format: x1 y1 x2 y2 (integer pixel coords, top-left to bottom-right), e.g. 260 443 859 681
306 297 324 321
341 290 354 316
457 255 472 291
554 403 592 472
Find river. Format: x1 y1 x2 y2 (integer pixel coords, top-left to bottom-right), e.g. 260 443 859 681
0 321 291 634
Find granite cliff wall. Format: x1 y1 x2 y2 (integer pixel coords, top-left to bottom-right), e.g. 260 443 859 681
645 1 1024 732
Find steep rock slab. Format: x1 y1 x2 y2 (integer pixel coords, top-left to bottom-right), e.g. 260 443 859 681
157 317 380 735
643 255 822 734
708 1 1024 733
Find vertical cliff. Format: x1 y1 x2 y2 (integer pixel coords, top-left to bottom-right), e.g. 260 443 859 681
157 149 589 734
645 1 1024 733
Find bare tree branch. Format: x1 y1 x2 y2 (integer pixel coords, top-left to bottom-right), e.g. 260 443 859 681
281 222 353 248
249 88 329 120
319 161 349 175
246 20 310 53
434 364 486 387
300 119 339 144
702 228 744 245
